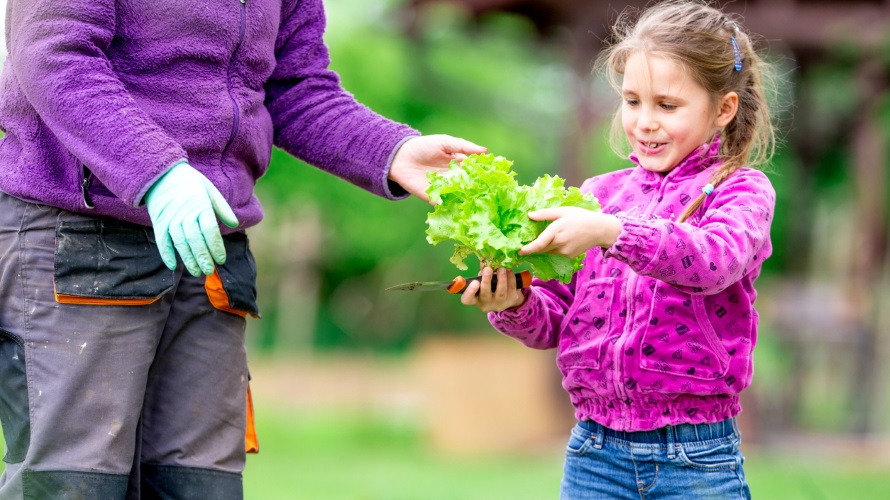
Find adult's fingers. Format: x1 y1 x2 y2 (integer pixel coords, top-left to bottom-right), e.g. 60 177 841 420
207 183 239 229
169 222 202 277
155 227 178 271
439 135 487 156
198 209 226 267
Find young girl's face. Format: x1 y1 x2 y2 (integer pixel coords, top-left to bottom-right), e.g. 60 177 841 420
621 52 734 173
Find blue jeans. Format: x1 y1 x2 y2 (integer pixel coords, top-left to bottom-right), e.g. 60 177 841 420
560 418 750 499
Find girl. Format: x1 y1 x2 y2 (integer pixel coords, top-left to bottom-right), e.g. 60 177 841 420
462 1 776 498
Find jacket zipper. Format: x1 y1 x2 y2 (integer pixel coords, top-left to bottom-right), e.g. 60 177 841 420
220 0 247 198
613 174 669 414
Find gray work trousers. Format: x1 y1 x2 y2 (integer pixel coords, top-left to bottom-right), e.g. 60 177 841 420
0 192 258 499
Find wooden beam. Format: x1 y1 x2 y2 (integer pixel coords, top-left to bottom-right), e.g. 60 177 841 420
732 5 890 52
410 1 890 52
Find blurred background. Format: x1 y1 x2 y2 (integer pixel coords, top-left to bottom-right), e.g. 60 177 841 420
2 0 890 498
244 0 890 497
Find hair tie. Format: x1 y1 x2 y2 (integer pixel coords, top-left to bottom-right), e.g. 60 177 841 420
702 183 715 196
731 36 742 71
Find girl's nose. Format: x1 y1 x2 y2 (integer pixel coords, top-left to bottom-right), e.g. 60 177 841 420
638 107 659 131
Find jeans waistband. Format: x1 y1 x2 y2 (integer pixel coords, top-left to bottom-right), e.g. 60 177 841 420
578 417 739 446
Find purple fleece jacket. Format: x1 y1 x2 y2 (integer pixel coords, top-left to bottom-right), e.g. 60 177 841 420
0 0 418 230
489 138 775 431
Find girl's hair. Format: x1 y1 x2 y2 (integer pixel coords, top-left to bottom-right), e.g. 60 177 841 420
596 0 776 222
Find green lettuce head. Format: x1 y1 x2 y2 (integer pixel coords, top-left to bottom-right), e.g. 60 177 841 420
425 153 600 283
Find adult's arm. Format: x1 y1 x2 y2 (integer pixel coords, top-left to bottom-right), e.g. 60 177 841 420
6 0 186 207
265 0 419 199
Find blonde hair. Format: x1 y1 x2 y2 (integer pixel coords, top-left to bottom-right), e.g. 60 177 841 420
597 0 776 222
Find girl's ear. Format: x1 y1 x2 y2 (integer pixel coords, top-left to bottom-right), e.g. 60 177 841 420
715 91 739 128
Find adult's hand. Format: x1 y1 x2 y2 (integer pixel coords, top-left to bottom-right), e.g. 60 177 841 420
144 162 239 277
388 134 487 203
519 208 621 259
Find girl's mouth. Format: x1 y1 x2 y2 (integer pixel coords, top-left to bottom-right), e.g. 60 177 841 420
638 140 666 155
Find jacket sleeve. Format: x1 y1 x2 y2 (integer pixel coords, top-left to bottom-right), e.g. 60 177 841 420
486 275 577 350
604 170 775 295
265 0 419 199
6 0 187 207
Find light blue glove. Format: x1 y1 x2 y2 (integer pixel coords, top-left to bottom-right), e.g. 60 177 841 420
144 162 239 277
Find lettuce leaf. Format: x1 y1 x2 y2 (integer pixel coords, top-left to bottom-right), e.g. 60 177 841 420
425 154 600 283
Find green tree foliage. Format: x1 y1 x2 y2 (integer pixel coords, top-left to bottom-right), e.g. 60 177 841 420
250 0 887 355
251 0 581 352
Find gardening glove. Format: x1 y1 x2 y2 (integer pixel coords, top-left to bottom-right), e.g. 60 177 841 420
144 162 239 277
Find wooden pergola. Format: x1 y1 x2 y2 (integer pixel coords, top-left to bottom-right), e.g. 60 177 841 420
405 0 890 436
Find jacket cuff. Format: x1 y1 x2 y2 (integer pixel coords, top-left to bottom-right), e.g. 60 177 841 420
132 158 188 208
381 134 418 200
487 288 537 331
603 216 663 274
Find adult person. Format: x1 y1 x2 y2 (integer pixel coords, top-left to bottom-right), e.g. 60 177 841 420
0 0 485 498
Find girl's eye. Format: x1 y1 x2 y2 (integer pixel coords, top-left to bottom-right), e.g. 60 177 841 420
660 103 677 110
624 98 639 106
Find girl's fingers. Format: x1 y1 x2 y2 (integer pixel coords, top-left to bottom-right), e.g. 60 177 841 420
478 267 494 303
519 229 554 256
460 280 480 305
527 207 565 221
462 267 521 313
494 268 510 297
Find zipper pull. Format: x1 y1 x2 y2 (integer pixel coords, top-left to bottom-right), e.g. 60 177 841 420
81 165 95 209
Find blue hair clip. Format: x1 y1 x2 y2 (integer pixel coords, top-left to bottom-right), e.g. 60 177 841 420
702 183 715 196
731 36 742 71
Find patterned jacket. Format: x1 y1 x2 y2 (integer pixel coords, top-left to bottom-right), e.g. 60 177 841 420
489 138 775 431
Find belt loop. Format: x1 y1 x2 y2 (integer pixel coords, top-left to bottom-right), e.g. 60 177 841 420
666 425 676 459
731 416 741 438
593 422 605 450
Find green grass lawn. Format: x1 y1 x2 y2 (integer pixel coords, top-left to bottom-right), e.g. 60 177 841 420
3 407 889 499
243 409 564 499
243 407 890 499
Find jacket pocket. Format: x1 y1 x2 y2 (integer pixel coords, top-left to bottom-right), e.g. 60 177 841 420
637 284 730 395
53 219 174 305
0 328 30 463
557 278 616 371
204 231 259 318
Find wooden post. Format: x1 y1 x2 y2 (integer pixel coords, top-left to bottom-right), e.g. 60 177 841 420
847 59 887 435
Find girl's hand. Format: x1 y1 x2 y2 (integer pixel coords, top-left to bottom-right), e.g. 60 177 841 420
519 208 621 259
460 267 525 313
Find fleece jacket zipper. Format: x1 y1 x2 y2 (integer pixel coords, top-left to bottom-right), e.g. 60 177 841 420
221 0 247 199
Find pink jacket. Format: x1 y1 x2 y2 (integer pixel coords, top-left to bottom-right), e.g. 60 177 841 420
489 138 775 431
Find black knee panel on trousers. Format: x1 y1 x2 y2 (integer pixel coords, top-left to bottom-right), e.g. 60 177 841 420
140 464 243 500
